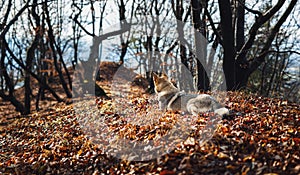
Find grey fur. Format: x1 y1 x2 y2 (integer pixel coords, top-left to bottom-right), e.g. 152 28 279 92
153 73 229 116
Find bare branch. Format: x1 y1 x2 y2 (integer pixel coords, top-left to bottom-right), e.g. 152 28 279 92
72 17 95 37
0 0 30 37
249 0 298 74
3 40 64 102
237 0 262 16
236 0 285 63
204 8 223 47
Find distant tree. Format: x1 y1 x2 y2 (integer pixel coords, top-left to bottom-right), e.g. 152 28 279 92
44 1 72 98
71 0 110 98
0 0 70 114
218 0 298 90
190 0 210 91
0 0 299 114
0 0 31 114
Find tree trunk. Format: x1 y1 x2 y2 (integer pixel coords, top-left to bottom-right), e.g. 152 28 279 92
0 40 26 114
118 0 127 64
191 0 210 91
196 59 210 91
24 42 36 114
218 0 236 90
44 2 72 98
236 0 245 51
4 40 64 103
0 91 26 114
24 0 41 114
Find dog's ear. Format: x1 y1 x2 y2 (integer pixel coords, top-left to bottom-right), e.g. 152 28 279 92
152 72 159 82
161 71 168 78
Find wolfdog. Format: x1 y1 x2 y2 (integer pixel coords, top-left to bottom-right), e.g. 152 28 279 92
153 72 229 116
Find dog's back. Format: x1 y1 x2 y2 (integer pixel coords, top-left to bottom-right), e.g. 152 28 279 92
186 94 228 116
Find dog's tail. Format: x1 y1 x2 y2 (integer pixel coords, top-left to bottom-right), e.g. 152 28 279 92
211 98 229 116
214 107 229 116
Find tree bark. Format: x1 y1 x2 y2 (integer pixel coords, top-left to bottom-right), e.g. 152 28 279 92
44 2 72 98
118 0 127 64
218 0 294 90
236 0 245 51
191 0 210 91
0 41 26 114
248 0 297 75
4 40 64 103
218 0 236 90
24 0 41 114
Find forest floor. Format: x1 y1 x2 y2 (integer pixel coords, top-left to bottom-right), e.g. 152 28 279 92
0 62 299 175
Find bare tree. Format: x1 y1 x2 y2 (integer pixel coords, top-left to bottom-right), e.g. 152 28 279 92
44 1 72 98
218 0 298 90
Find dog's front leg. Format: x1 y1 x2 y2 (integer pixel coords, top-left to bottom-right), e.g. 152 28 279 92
159 101 168 111
187 104 199 116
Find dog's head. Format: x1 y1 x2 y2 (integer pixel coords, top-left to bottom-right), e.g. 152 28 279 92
152 72 177 94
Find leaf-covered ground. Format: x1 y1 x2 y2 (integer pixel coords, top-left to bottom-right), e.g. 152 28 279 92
1 62 299 174
0 90 299 175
